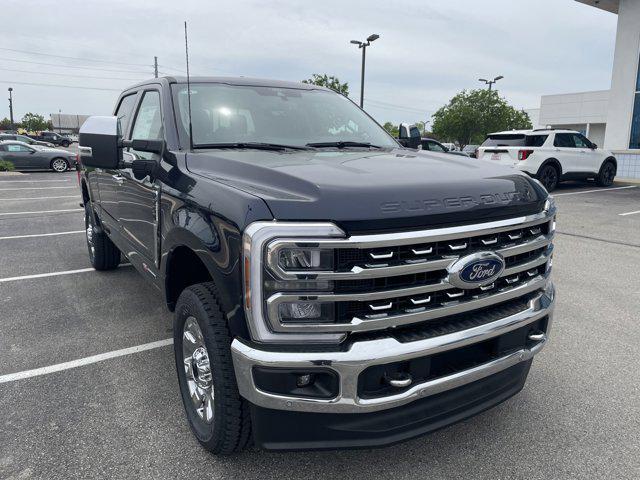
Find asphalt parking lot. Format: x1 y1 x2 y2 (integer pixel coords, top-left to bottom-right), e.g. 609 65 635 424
0 172 639 479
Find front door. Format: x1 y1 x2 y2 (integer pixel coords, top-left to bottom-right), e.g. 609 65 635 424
98 92 139 223
3 143 36 169
117 89 163 268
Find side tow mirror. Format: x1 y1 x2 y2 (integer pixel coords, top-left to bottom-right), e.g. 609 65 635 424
79 116 122 169
398 122 421 149
591 143 598 149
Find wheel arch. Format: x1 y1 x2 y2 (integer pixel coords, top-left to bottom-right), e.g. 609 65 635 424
538 158 562 176
602 156 617 170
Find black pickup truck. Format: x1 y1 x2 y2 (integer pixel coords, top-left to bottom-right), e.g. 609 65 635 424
31 131 73 147
78 76 556 454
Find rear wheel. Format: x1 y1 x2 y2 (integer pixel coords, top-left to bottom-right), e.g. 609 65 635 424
51 158 69 172
596 160 616 187
84 202 120 270
537 164 559 192
174 282 252 455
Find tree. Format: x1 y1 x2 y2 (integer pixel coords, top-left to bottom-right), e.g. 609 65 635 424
302 74 349 96
21 112 49 132
431 89 531 149
383 122 399 137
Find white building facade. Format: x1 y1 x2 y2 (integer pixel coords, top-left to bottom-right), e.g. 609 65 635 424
538 0 640 179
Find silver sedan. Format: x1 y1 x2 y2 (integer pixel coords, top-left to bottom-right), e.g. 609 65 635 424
0 141 77 172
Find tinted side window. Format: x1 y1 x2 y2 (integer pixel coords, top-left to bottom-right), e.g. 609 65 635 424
130 91 162 141
7 144 31 152
427 141 446 152
554 133 575 148
115 94 138 137
573 134 589 148
525 135 548 147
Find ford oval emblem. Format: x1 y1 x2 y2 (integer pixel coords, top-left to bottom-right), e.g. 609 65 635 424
447 252 505 289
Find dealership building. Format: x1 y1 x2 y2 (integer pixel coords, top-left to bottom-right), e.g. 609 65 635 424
537 0 640 179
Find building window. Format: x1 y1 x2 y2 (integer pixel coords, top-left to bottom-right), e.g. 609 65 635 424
630 51 640 149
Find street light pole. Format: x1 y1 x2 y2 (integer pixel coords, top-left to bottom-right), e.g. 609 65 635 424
350 34 380 108
478 75 504 91
8 87 14 131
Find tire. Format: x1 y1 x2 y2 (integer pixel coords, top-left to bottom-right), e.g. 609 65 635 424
174 282 252 455
84 202 120 270
61 141 70 148
537 164 559 192
51 158 69 172
596 160 616 187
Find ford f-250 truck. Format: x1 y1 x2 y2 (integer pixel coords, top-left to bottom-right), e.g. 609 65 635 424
78 76 556 454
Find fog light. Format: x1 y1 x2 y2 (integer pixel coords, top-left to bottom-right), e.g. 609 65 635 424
278 302 335 323
296 374 315 388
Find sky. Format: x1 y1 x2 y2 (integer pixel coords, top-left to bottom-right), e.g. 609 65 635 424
0 0 618 126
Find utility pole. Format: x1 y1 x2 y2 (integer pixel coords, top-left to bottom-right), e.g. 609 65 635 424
8 87 14 131
154 56 159 78
350 34 380 108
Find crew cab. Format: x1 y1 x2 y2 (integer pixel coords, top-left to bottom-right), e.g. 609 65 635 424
78 76 556 454
477 128 617 191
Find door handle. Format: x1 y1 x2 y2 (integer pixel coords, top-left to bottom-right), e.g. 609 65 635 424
111 174 125 185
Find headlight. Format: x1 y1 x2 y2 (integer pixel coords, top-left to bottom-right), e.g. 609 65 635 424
242 222 345 344
544 195 556 214
277 247 333 271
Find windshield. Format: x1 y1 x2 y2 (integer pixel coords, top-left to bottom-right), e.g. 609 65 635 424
172 83 398 149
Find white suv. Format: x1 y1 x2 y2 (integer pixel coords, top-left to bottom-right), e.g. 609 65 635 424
476 129 617 191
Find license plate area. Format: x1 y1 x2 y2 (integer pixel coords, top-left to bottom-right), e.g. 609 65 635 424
491 153 501 161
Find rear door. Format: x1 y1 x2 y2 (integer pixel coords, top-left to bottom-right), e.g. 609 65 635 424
117 89 163 268
553 133 580 172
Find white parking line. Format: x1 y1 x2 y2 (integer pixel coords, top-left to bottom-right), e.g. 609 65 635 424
0 195 79 201
619 210 640 216
0 179 70 183
0 264 131 283
0 230 84 240
0 339 173 384
0 208 83 216
554 185 637 196
0 186 77 191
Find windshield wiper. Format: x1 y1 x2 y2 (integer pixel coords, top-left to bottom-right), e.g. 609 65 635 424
305 141 382 149
194 142 310 151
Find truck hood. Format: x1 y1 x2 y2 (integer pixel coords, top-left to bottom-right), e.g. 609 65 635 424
186 148 547 232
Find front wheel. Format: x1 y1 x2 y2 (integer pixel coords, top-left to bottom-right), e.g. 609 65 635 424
61 141 70 148
51 158 69 172
537 164 559 192
174 282 252 455
84 203 120 270
596 161 616 187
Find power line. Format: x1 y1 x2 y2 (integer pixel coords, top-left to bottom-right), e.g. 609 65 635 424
0 56 150 75
0 80 121 92
367 98 431 113
0 67 143 82
0 47 150 67
366 101 429 114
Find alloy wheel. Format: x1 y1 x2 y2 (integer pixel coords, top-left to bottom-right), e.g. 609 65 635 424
52 158 68 172
541 167 557 190
182 316 215 424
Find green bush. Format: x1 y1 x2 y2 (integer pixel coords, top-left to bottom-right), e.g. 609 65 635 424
0 160 15 171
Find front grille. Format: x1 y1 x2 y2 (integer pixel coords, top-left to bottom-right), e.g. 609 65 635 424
264 210 555 336
336 222 549 271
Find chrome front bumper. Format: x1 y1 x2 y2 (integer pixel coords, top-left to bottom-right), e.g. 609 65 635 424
231 281 555 414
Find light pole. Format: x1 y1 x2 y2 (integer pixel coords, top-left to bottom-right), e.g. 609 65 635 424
423 120 431 135
8 87 14 131
350 34 380 108
478 75 504 91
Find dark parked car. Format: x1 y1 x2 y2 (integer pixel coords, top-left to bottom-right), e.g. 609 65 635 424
0 141 77 171
30 131 74 148
421 138 470 157
0 133 55 147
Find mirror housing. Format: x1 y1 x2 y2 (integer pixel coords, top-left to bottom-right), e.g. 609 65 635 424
79 116 122 169
591 143 597 149
397 123 421 149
